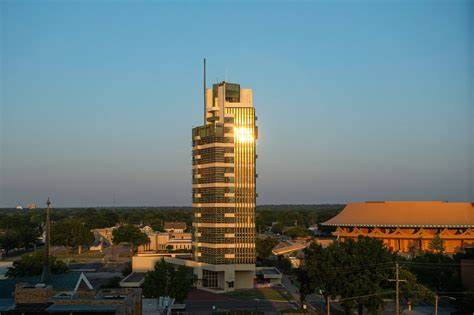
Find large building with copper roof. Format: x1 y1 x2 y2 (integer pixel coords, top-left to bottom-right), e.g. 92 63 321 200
322 201 474 254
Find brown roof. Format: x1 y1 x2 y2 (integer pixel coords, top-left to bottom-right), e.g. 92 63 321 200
163 222 187 230
322 201 474 228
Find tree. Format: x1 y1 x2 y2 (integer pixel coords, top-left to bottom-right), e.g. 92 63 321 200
284 226 309 238
69 219 94 254
271 222 283 234
143 259 194 302
170 265 195 302
300 236 396 314
256 236 278 260
0 230 20 256
0 213 41 255
428 234 444 253
52 218 94 254
408 252 461 291
112 224 149 256
143 259 172 298
6 251 68 278
276 256 293 274
399 268 435 306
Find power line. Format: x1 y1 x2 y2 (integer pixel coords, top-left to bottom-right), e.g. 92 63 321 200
330 262 394 269
337 290 396 302
400 261 474 267
312 262 394 272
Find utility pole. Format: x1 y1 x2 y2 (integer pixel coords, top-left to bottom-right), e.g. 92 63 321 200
326 296 330 315
388 262 407 315
40 197 52 283
395 262 399 315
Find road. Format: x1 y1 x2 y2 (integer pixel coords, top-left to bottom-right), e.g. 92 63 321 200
281 274 323 313
183 288 297 314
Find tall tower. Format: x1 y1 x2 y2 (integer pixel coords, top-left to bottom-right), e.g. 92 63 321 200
192 79 257 290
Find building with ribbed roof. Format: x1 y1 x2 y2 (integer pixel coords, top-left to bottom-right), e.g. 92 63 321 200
322 201 474 254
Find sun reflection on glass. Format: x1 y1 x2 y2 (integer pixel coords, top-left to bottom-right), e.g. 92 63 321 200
234 127 254 143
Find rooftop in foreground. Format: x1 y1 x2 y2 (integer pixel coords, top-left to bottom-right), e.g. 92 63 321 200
322 201 474 228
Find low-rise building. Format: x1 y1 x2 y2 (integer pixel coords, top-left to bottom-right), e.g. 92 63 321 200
138 223 192 253
322 201 474 254
0 272 142 314
272 240 309 256
255 267 282 287
163 222 187 234
272 240 310 268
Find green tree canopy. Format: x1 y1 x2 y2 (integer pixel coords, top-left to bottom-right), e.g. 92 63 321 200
300 236 396 314
408 252 461 291
284 226 309 238
142 259 194 302
428 234 444 253
112 224 149 255
299 237 437 315
0 230 20 255
256 236 278 260
51 218 94 254
399 268 435 304
271 222 283 234
6 251 68 278
0 213 41 255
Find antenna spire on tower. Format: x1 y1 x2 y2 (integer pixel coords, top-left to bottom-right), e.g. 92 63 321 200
203 58 207 124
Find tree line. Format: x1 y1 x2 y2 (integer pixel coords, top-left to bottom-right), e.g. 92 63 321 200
0 205 342 256
298 236 474 314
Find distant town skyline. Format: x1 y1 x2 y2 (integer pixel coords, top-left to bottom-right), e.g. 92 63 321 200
1 1 473 207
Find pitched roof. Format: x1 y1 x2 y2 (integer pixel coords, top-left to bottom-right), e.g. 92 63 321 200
163 222 187 230
0 272 90 298
322 201 474 228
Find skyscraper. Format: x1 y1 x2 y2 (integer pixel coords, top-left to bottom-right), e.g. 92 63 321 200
191 80 258 291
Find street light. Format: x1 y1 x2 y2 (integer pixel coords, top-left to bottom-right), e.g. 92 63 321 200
435 295 456 315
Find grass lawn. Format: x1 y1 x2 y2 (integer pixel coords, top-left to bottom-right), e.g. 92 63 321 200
225 287 294 302
55 250 105 262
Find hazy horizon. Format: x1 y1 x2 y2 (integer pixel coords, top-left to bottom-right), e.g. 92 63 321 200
1 1 473 207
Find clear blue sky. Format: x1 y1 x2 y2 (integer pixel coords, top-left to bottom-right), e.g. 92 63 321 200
1 0 472 207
